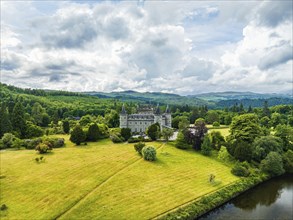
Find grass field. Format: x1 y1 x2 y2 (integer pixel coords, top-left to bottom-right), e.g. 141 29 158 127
0 135 238 220
207 125 230 138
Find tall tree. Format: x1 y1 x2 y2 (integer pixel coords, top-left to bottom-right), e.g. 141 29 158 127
0 103 13 138
86 123 100 141
31 102 44 126
62 120 70 134
262 100 270 117
11 101 26 138
70 125 86 145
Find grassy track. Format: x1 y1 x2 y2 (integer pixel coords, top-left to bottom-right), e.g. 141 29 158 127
0 135 238 220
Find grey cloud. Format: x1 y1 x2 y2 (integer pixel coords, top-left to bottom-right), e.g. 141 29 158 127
257 1 293 27
258 45 293 70
182 58 217 81
41 17 97 49
102 16 130 40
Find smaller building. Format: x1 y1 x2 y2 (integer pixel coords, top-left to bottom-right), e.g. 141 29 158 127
120 104 172 133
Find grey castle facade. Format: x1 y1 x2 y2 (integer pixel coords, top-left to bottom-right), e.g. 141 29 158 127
119 105 172 133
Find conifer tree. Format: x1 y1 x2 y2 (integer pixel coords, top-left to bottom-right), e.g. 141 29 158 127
0 103 13 138
11 101 26 138
62 120 70 134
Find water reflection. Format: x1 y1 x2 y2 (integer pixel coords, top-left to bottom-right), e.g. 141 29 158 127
199 175 293 220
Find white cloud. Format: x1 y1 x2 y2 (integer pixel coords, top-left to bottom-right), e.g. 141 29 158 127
0 1 292 95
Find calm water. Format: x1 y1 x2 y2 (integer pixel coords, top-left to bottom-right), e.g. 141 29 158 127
199 174 293 220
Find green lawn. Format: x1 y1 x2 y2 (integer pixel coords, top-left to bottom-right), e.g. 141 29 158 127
207 125 230 138
0 135 238 220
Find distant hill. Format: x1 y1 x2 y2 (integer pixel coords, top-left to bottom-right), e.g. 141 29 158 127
188 91 292 101
1 83 291 109
85 90 292 108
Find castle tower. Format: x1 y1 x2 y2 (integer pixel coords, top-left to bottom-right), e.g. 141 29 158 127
119 104 128 128
165 105 172 127
154 104 162 130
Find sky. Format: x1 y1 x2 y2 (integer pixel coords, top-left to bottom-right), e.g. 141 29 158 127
1 0 292 95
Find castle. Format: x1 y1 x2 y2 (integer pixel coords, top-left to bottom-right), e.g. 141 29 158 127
119 104 172 133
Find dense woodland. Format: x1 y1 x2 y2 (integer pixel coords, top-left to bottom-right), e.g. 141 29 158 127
0 83 292 177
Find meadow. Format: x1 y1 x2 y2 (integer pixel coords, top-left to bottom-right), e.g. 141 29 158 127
0 135 238 220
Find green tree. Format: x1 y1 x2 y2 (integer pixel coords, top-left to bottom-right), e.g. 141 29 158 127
25 123 44 138
147 123 160 141
230 141 253 162
252 136 283 162
11 101 27 138
86 123 100 141
0 103 12 138
271 112 282 128
178 117 190 130
121 128 131 141
161 128 174 142
260 116 270 128
228 114 262 144
283 150 293 173
210 131 225 150
206 110 219 124
31 102 44 126
62 120 70 134
201 135 212 156
175 131 190 149
1 133 16 149
261 152 285 176
275 124 293 151
70 125 86 145
262 100 270 117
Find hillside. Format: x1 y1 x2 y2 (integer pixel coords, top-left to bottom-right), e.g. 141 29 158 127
0 136 238 220
1 83 291 109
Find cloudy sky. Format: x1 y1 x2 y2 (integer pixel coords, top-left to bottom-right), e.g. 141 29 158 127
1 0 292 95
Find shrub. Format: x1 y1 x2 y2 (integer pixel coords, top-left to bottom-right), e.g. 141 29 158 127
134 142 145 155
35 143 52 154
142 146 157 161
128 136 145 143
217 146 233 163
23 138 42 149
42 137 65 148
121 128 131 141
212 121 220 127
110 134 124 143
261 152 285 176
0 204 8 211
11 138 25 149
1 133 17 149
231 162 250 177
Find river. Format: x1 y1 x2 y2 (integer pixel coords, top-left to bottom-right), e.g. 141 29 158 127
199 174 293 220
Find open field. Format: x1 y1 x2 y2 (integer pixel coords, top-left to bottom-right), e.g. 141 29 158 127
0 135 238 220
207 125 230 138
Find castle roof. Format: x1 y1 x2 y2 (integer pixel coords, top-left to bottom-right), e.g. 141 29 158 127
154 104 160 115
165 105 170 113
121 104 127 114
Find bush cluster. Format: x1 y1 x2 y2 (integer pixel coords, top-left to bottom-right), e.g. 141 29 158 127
142 146 157 161
231 162 250 177
110 134 124 143
134 142 145 155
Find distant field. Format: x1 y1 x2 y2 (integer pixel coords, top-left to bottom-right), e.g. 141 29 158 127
0 135 238 220
207 125 230 138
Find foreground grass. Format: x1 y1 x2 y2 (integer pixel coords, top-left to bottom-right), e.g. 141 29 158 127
0 136 238 220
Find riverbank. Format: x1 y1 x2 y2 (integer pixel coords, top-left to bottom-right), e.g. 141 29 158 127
157 174 269 220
